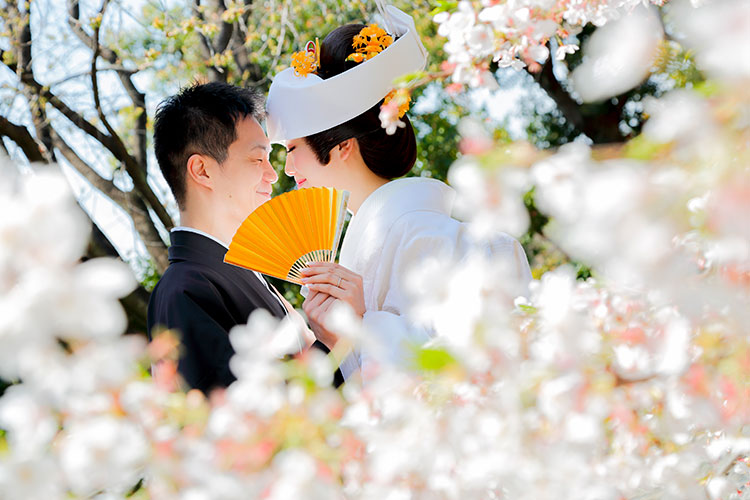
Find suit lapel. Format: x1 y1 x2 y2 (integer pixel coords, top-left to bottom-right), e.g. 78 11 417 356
168 230 286 319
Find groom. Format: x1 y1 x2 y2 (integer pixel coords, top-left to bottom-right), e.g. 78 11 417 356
148 82 325 394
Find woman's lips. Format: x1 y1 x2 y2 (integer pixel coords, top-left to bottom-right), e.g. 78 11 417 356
297 178 307 187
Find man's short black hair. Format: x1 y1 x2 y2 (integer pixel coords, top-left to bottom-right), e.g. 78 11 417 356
153 82 265 208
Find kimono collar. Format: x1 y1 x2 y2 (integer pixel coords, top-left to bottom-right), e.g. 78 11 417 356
357 177 454 219
344 177 456 255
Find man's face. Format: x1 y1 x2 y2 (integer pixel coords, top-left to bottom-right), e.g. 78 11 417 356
212 116 278 224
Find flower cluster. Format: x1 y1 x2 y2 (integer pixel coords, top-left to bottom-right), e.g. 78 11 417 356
3 68 748 494
379 88 411 134
290 39 320 77
422 84 750 499
0 160 358 498
382 88 410 118
0 164 147 498
433 0 666 88
347 23 393 63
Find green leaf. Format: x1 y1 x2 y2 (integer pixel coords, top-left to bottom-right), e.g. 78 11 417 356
430 1 458 16
0 431 7 455
623 134 670 161
393 70 427 86
413 346 458 372
693 80 722 98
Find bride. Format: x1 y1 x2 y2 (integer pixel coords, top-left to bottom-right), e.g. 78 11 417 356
266 4 532 381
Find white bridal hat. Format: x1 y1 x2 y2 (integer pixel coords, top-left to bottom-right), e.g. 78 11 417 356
266 3 427 143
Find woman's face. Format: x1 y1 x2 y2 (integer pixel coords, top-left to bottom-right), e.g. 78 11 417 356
284 138 341 189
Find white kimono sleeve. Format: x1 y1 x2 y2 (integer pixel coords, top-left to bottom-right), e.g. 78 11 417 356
340 216 533 382
356 214 461 379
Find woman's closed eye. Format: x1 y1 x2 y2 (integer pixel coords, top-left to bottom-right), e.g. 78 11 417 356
286 146 296 154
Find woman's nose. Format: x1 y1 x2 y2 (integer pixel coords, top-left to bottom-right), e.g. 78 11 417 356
284 155 295 176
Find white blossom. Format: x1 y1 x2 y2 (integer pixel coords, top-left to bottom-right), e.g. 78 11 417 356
670 0 750 81
59 415 149 496
570 5 664 102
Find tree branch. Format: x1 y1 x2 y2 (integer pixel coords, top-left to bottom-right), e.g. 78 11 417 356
67 0 149 172
15 70 174 229
0 123 153 331
90 1 120 141
530 56 585 132
213 1 234 54
51 129 169 272
4 6 174 251
11 29 174 234
22 74 172 229
193 0 229 81
529 42 630 144
50 129 127 206
122 193 170 272
85 219 150 335
0 115 48 163
230 25 262 84
67 0 119 64
4 4 155 331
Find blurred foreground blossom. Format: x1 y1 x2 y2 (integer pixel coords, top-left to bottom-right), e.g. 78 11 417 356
449 119 535 245
569 5 664 102
1 0 750 495
669 0 750 81
532 143 676 288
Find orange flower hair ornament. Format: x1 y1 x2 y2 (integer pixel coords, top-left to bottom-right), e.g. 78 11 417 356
267 5 427 143
346 24 410 117
346 24 393 63
291 38 320 77
383 89 410 118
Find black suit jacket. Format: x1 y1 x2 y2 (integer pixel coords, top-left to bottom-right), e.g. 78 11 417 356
147 230 291 393
148 230 343 393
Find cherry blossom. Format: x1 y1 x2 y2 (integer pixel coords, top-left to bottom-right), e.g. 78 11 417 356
1 0 748 495
433 0 668 88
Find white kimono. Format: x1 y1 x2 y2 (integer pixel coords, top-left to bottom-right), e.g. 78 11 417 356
337 177 531 380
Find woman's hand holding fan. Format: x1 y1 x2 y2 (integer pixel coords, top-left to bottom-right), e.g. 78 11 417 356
300 262 366 352
301 262 365 317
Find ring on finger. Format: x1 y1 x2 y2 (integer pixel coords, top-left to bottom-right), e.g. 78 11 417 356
336 276 343 287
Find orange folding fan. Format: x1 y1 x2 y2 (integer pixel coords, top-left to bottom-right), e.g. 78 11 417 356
224 187 349 284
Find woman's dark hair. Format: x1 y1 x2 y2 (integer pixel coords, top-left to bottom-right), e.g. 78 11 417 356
153 82 265 208
305 24 417 180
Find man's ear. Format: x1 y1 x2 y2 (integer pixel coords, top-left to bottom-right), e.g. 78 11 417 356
186 153 213 190
335 138 357 161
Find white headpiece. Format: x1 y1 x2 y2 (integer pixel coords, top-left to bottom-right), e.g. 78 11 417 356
266 4 427 143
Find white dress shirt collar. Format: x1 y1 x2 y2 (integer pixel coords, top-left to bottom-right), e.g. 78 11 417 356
171 226 229 249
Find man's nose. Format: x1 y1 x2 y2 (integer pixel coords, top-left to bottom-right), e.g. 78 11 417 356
264 159 278 183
